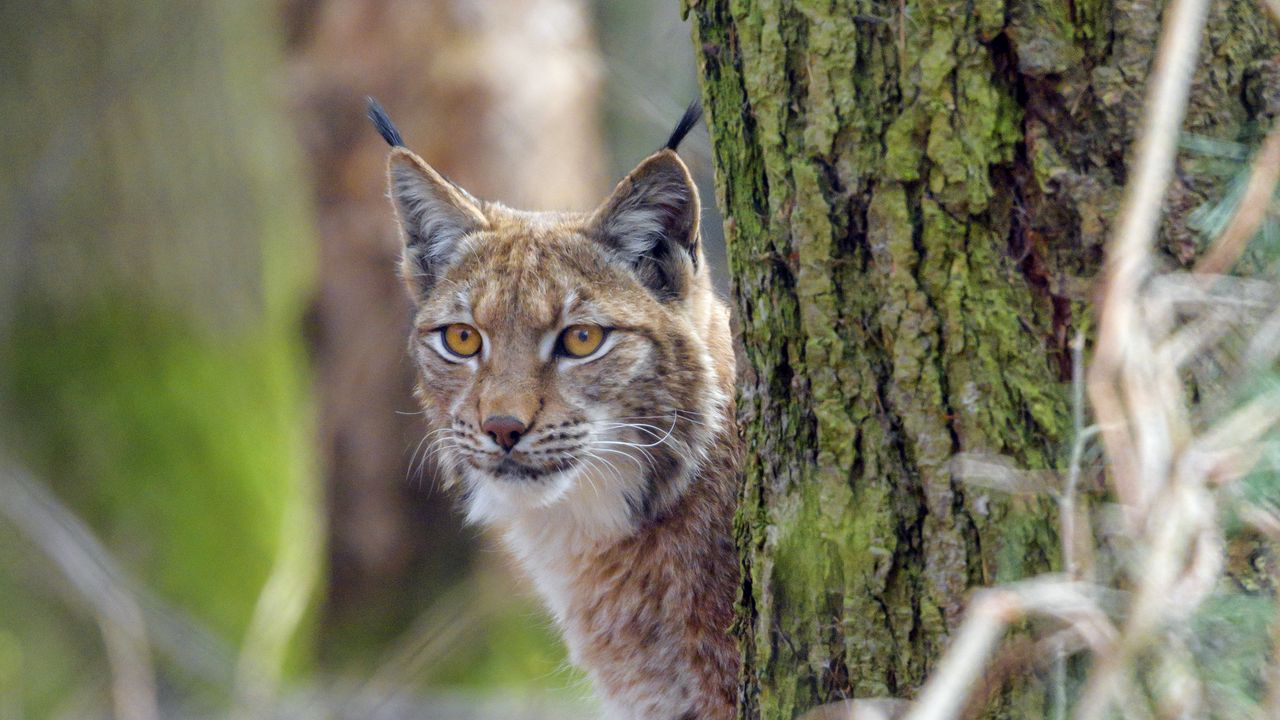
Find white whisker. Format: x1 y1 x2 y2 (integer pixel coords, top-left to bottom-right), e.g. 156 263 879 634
576 453 607 500
590 445 647 474
582 448 627 487
594 413 678 448
592 422 671 441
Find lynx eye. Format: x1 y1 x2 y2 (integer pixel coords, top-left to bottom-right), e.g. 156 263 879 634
441 323 482 358
558 324 607 359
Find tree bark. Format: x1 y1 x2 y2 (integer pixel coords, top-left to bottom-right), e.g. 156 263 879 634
686 0 1280 717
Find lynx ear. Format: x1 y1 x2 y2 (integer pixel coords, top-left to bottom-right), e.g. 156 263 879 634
589 150 700 301
386 148 488 296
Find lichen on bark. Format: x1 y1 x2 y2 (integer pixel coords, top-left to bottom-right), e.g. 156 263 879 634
686 0 1280 717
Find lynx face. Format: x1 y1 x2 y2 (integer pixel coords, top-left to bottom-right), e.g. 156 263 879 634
385 130 732 540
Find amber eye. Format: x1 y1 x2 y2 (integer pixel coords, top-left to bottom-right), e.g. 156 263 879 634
558 324 607 359
441 323 482 358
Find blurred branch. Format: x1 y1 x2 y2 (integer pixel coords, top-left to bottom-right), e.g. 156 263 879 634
0 462 159 720
1266 521 1280 718
1086 0 1209 519
1263 0 1280 30
1193 387 1280 484
1193 121 1280 276
896 0 1280 717
1244 304 1280 369
797 698 909 720
1063 331 1099 581
903 579 1118 720
345 582 490 717
231 468 323 720
0 460 582 719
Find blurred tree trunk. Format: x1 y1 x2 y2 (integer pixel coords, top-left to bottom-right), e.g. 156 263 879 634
284 0 605 661
0 0 320 712
687 0 1280 717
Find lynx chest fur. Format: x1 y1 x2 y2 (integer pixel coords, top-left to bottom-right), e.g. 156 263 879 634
370 100 740 720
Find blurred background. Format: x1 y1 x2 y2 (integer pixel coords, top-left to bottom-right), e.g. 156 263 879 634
0 1 723 717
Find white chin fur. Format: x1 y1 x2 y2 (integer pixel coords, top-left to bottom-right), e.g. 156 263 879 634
462 465 576 525
461 450 649 549
450 428 702 632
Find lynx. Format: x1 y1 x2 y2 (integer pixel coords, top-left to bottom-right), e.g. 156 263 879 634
369 99 740 719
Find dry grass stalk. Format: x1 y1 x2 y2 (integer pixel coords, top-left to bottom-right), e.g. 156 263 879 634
1087 0 1211 519
0 464 160 720
0 458 593 718
1193 123 1280 276
901 0 1280 716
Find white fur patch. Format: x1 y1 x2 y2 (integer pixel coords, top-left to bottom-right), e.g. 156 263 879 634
598 184 690 261
497 458 643 626
454 408 662 623
391 163 481 268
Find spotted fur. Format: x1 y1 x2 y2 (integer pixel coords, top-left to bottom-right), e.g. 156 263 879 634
377 107 740 719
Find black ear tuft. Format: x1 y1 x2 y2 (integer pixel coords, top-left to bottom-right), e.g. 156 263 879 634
387 150 488 300
663 100 702 151
367 96 404 147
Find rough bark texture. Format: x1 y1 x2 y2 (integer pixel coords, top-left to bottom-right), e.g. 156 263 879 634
686 0 1280 717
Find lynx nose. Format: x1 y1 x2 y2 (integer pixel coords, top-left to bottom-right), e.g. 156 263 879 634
482 415 527 452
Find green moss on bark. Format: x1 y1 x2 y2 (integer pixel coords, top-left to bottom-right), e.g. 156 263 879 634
687 0 1280 717
0 0 321 710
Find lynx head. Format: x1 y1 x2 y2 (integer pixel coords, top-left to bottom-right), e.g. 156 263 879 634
371 100 733 541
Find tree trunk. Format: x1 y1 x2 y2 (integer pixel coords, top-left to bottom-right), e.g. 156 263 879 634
0 0 320 712
284 0 606 666
686 0 1280 717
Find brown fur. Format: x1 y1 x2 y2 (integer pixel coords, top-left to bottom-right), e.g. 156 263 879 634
561 443 739 717
382 136 739 719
